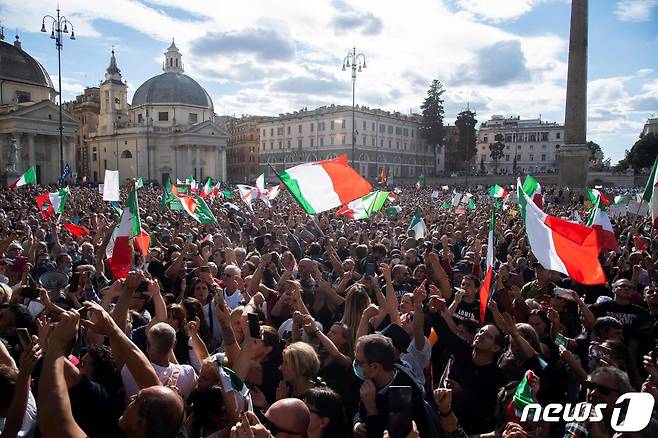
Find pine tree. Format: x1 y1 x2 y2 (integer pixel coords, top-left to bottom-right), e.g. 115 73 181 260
419 80 445 177
489 133 505 175
455 109 478 173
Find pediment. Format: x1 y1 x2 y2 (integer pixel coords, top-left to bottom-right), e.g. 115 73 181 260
5 100 77 125
184 120 228 137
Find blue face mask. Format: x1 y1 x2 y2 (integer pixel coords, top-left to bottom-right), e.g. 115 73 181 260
63 266 72 274
353 359 367 381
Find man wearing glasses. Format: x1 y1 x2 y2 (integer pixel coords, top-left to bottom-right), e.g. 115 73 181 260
589 279 648 337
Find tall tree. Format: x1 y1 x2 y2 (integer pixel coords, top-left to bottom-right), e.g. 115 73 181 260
489 133 505 174
629 133 658 170
455 109 477 173
419 80 445 176
479 154 485 173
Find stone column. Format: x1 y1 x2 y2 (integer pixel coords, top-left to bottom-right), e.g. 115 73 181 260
221 149 227 182
68 137 77 177
186 145 193 179
195 145 201 180
216 147 221 180
28 134 36 167
559 0 590 189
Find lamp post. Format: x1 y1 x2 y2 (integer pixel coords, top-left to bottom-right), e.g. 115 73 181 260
41 8 76 176
342 47 366 169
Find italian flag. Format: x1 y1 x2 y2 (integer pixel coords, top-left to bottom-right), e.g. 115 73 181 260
336 191 390 220
387 192 398 202
9 166 37 188
35 187 69 219
106 186 150 279
521 175 543 210
415 179 423 190
586 195 617 251
641 155 658 228
63 223 90 238
468 199 476 210
385 205 402 217
200 177 213 199
518 179 606 285
507 370 537 421
479 208 495 324
613 195 624 205
488 184 508 199
135 177 144 189
161 177 182 211
587 188 609 206
277 155 371 215
407 208 427 239
178 195 218 225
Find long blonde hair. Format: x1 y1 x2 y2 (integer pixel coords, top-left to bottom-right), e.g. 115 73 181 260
340 284 371 350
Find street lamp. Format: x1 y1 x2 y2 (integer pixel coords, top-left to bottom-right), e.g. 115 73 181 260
41 8 76 176
342 47 366 168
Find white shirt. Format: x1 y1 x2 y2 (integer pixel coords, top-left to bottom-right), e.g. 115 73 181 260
0 391 37 437
121 362 197 401
223 288 244 310
400 337 431 387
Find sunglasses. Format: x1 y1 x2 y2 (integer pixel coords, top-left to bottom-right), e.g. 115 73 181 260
260 413 299 435
585 380 618 396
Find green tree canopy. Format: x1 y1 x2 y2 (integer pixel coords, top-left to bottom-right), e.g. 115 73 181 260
420 80 445 175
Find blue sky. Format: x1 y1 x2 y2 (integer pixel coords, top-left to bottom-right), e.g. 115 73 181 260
1 0 656 164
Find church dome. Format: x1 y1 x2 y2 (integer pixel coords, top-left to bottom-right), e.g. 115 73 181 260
131 72 213 110
0 40 54 88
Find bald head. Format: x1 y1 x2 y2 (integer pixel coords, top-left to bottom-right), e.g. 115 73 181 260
119 386 184 438
266 398 310 436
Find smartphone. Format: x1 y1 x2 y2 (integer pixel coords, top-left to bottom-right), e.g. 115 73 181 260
69 272 80 291
365 262 377 277
387 386 413 438
17 328 31 350
247 312 260 339
555 333 569 348
20 286 39 300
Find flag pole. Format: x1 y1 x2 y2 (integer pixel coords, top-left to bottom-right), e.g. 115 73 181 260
267 163 307 213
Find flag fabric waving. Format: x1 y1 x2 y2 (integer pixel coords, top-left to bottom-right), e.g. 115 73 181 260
641 155 658 228
518 179 606 285
479 208 495 324
277 155 371 215
106 186 150 279
178 195 218 225
9 166 37 188
415 178 423 191
488 184 509 199
521 175 543 210
587 188 609 206
507 370 538 421
35 187 69 219
336 191 390 220
586 195 617 251
200 177 213 198
63 223 90 238
407 208 427 239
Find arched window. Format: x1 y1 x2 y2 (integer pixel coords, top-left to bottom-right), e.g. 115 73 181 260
121 150 132 159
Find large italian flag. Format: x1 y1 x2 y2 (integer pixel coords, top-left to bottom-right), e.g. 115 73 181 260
35 187 69 219
479 208 495 324
642 155 658 228
521 175 543 210
518 179 606 285
336 191 390 220
586 195 617 251
9 166 37 188
106 186 150 279
178 195 218 225
278 155 371 214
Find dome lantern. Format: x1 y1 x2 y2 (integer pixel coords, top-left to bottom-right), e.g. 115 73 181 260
164 38 183 73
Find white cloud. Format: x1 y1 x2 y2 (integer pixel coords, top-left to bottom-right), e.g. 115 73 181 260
454 0 540 21
614 0 658 22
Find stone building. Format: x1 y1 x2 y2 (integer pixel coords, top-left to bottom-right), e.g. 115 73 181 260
0 36 77 185
257 105 442 181
226 115 273 182
87 41 228 184
476 115 564 175
65 87 100 179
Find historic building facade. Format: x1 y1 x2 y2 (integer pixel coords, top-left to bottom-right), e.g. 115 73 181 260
475 115 564 175
226 115 273 183
257 105 442 181
0 36 78 185
65 87 100 179
87 41 228 184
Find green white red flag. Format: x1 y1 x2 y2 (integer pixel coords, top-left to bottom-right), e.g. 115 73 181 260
277 155 371 215
488 184 508 199
106 186 150 279
586 195 617 251
641 155 658 228
9 166 37 188
407 208 427 239
35 187 69 219
479 207 495 324
178 195 218 225
521 175 543 210
518 179 606 285
336 191 390 220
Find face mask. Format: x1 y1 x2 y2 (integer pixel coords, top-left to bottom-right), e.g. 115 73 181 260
353 360 367 381
63 266 72 274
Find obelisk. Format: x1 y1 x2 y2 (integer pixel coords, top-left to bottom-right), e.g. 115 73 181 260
559 0 590 189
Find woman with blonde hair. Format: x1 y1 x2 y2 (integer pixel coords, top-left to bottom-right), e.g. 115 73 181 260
339 284 371 349
278 341 322 399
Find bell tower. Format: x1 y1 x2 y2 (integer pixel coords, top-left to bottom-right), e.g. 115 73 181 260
163 39 183 73
99 49 128 134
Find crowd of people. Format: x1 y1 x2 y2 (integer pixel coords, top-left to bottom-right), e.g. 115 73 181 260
0 180 657 438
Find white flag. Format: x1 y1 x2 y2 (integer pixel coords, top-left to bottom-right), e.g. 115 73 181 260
102 170 120 201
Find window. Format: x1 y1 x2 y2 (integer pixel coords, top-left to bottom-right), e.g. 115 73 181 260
395 127 402 135
403 128 408 136
262 129 266 137
93 147 97 162
287 126 291 135
389 140 392 148
411 129 415 138
379 124 385 133
529 153 534 161
310 138 314 147
310 123 314 132
287 140 291 148
380 139 384 147
505 135 512 142
387 125 393 134
363 121 367 131
277 127 284 136
121 150 132 159
517 145 522 149
505 155 510 161
262 141 266 150
529 145 534 149
330 120 335 130
320 137 324 146
15 90 31 103
330 136 335 145
319 122 326 131
371 138 375 146
396 141 400 149
372 122 375 131
342 120 346 128
362 136 366 145
542 144 547 149
158 112 168 121
138 114 143 123
541 154 546 161
278 141 283 149
506 145 510 150
298 139 302 148
298 125 302 133
483 136 488 143
529 134 537 142
188 113 198 124
556 132 561 139
104 159 107 169
270 141 274 150
541 132 549 141
516 154 521 160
